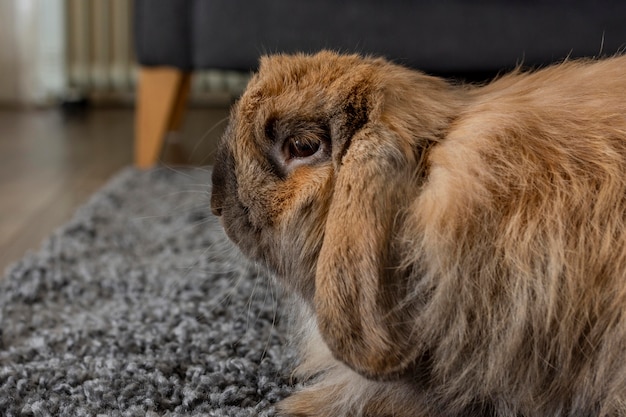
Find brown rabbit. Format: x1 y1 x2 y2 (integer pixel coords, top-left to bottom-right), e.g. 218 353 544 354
210 51 626 417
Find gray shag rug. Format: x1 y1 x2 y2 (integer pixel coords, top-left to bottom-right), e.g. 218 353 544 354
0 167 295 416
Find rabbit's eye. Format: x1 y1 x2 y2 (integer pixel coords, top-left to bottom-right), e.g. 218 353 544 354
285 137 321 159
272 122 330 172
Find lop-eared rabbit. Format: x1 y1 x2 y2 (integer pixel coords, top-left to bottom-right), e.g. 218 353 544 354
211 51 626 417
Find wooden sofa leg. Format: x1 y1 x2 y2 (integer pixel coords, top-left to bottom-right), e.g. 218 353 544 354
134 67 191 169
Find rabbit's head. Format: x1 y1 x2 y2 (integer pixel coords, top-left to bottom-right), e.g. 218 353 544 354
211 51 461 379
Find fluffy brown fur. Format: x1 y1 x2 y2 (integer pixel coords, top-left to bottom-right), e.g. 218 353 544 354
210 51 626 416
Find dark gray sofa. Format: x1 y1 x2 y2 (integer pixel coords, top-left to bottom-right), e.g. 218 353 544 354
132 0 626 167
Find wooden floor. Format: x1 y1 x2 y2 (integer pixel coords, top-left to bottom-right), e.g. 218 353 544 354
0 105 230 274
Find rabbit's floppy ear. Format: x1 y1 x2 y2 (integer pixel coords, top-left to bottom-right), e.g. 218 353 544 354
315 84 422 379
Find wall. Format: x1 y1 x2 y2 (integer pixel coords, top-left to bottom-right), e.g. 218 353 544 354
0 0 66 106
0 0 19 103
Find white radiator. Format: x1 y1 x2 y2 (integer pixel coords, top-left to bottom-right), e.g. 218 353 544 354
65 0 248 101
66 0 135 94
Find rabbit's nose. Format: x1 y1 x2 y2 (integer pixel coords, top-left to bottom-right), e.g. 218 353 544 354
210 171 224 216
210 182 224 216
211 139 236 218
211 150 228 217
210 199 222 217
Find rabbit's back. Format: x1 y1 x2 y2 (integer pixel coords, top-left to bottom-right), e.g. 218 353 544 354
409 56 626 416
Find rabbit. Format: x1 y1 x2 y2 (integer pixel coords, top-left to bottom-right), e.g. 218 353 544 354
210 50 626 417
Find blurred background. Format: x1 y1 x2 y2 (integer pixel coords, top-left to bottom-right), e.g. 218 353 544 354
0 0 240 271
1 0 625 272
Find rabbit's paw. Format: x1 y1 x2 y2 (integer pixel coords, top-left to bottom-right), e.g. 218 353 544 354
276 384 425 417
